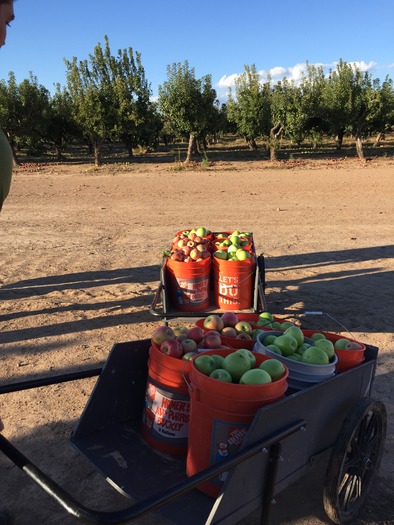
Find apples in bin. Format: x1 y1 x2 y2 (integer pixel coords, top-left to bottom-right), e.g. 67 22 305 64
193 349 287 385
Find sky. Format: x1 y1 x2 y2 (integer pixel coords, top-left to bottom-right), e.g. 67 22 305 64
1 0 394 102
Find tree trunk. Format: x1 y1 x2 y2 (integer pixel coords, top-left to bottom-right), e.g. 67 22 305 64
246 137 258 150
355 133 365 161
184 134 196 163
93 142 102 166
269 121 281 161
373 132 383 148
335 130 344 150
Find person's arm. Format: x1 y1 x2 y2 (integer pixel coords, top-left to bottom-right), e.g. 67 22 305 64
0 130 13 211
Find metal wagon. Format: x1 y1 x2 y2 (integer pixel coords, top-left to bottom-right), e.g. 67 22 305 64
0 337 387 525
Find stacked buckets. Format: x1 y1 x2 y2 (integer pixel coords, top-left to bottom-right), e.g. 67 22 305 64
142 343 289 498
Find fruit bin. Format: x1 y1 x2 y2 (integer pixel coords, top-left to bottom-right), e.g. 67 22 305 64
150 250 267 322
0 338 387 525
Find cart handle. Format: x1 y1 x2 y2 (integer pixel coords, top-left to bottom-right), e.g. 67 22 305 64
0 420 305 525
149 281 165 318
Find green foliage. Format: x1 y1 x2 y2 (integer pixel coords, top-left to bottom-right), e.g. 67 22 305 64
158 61 219 161
227 64 271 148
65 35 154 165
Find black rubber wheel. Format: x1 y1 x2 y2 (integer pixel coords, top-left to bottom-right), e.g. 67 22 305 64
323 397 387 524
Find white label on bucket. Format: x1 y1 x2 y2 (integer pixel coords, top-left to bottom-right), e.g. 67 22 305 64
219 276 240 305
175 277 209 305
146 381 190 439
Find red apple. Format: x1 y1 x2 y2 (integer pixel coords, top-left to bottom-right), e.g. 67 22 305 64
160 339 183 358
203 314 224 332
221 326 237 338
187 326 205 343
236 332 252 340
152 325 176 346
204 331 222 348
221 311 239 327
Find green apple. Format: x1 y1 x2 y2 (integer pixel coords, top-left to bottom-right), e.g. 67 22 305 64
182 352 195 361
280 321 295 330
239 368 272 385
211 354 225 369
236 248 251 260
274 335 298 356
257 317 273 328
263 334 277 346
214 250 228 260
209 368 233 383
236 348 256 367
271 322 283 330
314 338 335 359
311 332 326 341
194 354 217 375
284 326 304 347
234 321 252 335
223 352 252 382
229 235 240 245
287 354 303 361
334 338 350 350
296 342 311 356
345 341 363 350
267 344 282 355
258 312 274 322
259 359 286 381
302 346 329 365
196 227 209 237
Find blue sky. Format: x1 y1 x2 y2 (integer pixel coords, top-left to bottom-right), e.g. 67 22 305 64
1 0 393 102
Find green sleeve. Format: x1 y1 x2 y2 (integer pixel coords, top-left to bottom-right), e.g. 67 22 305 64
0 130 13 211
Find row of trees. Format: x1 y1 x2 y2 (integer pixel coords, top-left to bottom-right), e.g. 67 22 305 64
0 35 393 166
227 61 394 160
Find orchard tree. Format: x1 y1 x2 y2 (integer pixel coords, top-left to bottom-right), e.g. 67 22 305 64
65 35 152 165
112 47 155 157
0 72 21 164
324 60 393 159
227 64 271 150
158 61 218 163
46 84 80 160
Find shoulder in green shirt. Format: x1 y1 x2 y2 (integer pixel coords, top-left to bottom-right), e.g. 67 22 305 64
0 130 13 211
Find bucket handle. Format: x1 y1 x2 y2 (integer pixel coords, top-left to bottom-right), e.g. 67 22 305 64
182 356 195 392
302 311 356 340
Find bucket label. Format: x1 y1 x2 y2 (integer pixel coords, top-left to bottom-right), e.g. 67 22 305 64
144 379 190 441
175 276 209 305
209 419 250 486
218 275 242 306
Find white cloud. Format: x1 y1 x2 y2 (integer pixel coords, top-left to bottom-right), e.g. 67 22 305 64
217 73 240 88
350 60 376 72
269 66 287 78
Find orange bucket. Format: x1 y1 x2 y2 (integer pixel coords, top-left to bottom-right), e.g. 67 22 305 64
302 330 366 373
165 256 211 312
141 343 191 455
186 349 288 497
212 256 256 310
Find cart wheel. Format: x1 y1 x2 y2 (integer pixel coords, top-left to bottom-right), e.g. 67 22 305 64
323 397 387 524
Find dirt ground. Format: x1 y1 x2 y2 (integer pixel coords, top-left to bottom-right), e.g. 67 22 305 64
0 156 393 525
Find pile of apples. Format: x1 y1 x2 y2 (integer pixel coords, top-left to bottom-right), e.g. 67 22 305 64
194 349 287 385
167 227 212 263
201 312 297 342
254 312 298 331
262 326 337 365
212 231 254 262
151 324 229 360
